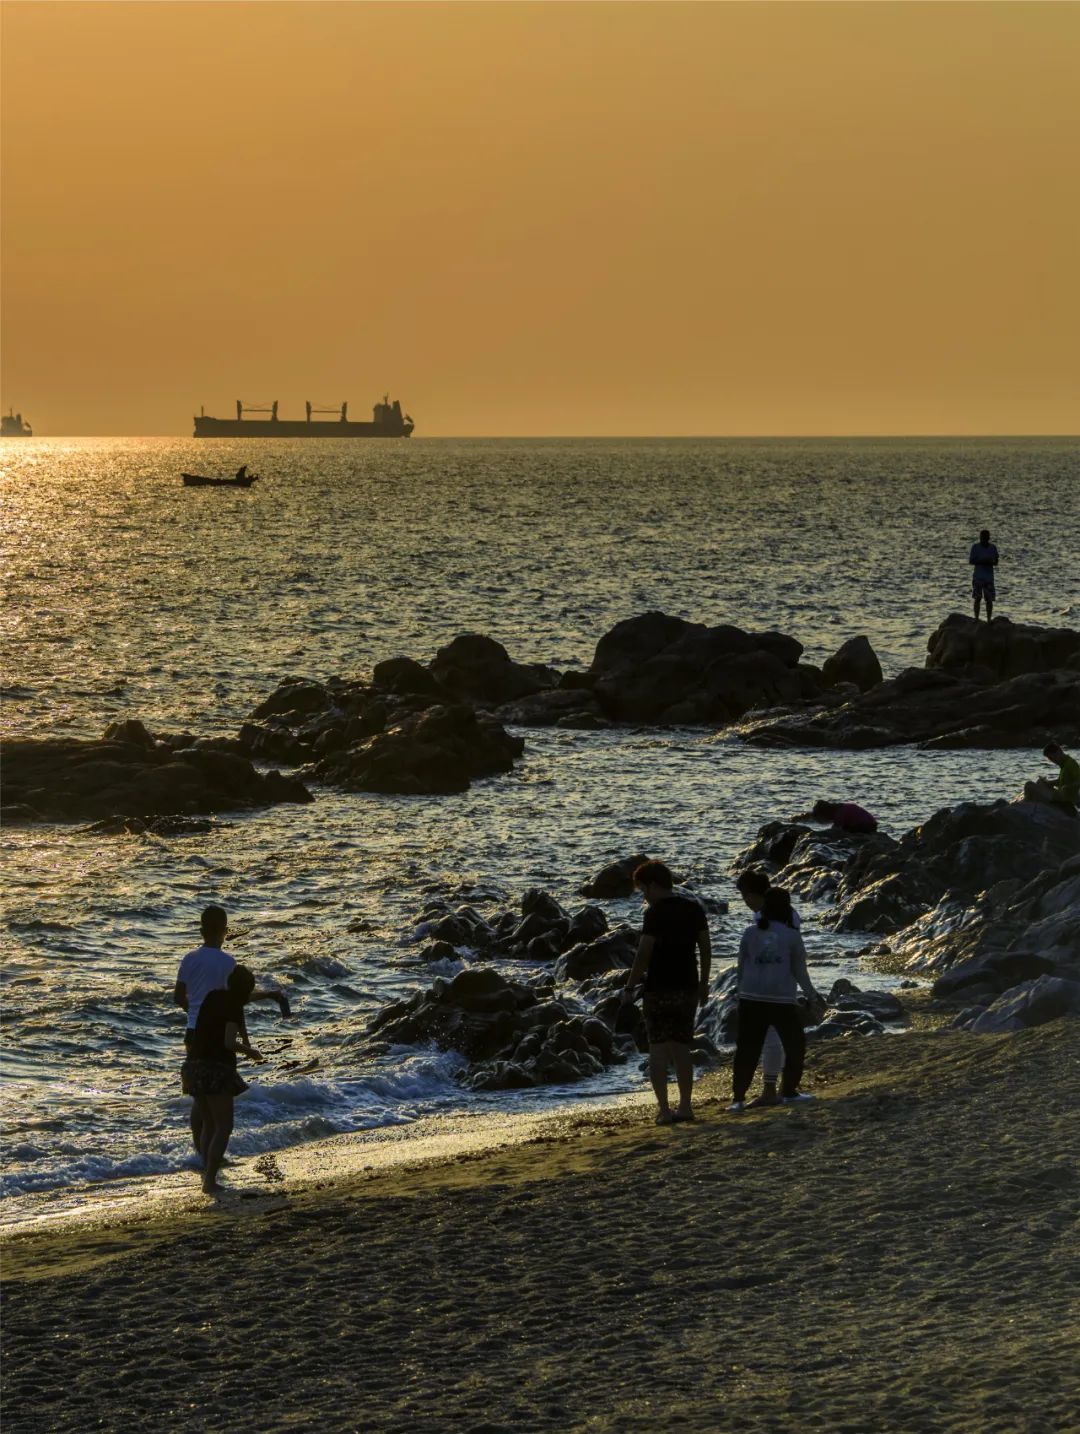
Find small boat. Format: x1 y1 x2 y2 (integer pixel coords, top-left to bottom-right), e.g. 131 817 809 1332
182 464 259 488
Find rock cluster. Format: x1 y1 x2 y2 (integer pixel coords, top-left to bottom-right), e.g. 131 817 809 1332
2 720 312 825
740 616 1080 750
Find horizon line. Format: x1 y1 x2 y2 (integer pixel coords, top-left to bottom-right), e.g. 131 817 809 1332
6 431 1080 442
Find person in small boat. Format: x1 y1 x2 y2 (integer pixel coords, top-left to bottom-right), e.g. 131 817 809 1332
235 465 247 479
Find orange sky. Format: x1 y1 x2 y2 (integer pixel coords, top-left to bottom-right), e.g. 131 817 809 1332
2 1 1079 436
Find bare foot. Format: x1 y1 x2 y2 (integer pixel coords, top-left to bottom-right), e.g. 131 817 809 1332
655 1111 676 1126
201 1180 222 1195
672 1109 696 1123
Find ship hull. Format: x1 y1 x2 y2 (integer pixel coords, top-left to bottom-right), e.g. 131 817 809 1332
193 418 413 438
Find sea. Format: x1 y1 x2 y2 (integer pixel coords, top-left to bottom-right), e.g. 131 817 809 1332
2 436 1078 1222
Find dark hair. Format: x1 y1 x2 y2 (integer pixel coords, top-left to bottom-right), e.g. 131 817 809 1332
757 887 794 930
201 905 227 940
227 964 256 1001
736 868 771 899
1044 742 1063 759
980 529 991 543
811 800 837 821
633 859 674 891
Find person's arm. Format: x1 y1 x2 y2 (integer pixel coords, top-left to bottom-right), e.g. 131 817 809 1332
696 925 712 1006
173 980 188 1012
224 1019 263 1063
621 934 654 1000
250 988 292 1018
790 932 821 1005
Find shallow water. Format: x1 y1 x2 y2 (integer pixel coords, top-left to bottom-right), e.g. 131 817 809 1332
2 436 1077 1214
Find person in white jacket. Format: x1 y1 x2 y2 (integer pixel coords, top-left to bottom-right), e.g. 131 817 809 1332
729 887 823 1113
735 869 803 1106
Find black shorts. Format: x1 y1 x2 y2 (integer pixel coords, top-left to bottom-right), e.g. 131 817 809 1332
972 576 996 597
643 990 697 1046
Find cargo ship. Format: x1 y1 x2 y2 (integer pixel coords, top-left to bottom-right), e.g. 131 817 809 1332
193 395 413 438
2 409 33 437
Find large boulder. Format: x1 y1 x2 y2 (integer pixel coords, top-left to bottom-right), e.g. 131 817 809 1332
731 821 896 904
2 728 312 824
428 634 558 705
821 636 883 693
579 854 651 899
586 612 812 724
305 704 524 795
926 614 1080 682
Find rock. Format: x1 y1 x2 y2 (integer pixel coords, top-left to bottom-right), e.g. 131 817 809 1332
428 634 558 705
742 663 1080 750
102 718 156 749
520 889 568 926
251 678 334 721
967 976 1080 1034
371 657 441 697
824 980 906 1024
2 728 314 823
830 800 1080 936
565 904 609 945
579 854 650 899
237 721 308 765
926 614 1080 681
732 823 896 905
305 704 524 795
821 636 883 693
493 689 607 728
556 925 638 981
586 612 812 724
731 822 811 875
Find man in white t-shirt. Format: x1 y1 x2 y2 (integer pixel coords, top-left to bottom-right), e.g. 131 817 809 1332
174 905 289 1155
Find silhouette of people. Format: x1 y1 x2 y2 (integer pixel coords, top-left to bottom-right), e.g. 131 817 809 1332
181 965 264 1194
621 860 711 1124
735 869 805 1105
794 800 879 834
970 529 999 621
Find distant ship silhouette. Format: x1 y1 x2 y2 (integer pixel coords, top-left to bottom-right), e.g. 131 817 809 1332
193 395 414 438
2 409 33 437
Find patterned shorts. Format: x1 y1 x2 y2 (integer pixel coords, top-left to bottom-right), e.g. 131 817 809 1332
643 990 698 1046
181 1058 249 1099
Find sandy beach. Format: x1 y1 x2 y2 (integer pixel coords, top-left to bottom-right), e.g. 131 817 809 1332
4 1019 1078 1433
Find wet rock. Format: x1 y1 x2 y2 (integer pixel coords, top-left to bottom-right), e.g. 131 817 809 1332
964 975 1080 1034
102 718 156 749
2 727 313 823
731 822 896 905
493 689 607 728
252 678 334 721
821 636 883 693
371 657 441 697
556 925 638 981
565 904 609 945
305 704 524 795
579 854 651 899
237 721 308 765
926 614 1080 681
825 979 906 1024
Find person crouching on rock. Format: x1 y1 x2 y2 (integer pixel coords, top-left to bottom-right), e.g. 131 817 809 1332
729 888 824 1114
806 799 878 834
621 859 711 1125
181 964 264 1194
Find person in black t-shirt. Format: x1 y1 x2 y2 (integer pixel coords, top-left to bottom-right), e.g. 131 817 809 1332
621 859 711 1125
180 964 264 1194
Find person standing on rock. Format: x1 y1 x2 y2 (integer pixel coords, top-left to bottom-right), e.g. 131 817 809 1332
729 888 824 1114
735 869 805 1106
174 906 289 1159
969 529 999 622
622 860 711 1125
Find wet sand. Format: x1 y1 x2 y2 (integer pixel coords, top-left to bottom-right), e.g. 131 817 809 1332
3 1022 1079 1433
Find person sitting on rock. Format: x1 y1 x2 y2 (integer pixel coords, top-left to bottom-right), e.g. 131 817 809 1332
1023 742 1080 813
735 869 805 1107
621 859 711 1125
729 888 825 1114
969 528 999 622
802 799 879 834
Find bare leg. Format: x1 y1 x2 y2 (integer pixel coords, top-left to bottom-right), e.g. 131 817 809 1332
973 590 982 621
190 1098 205 1157
672 1043 694 1117
201 1094 234 1193
986 593 994 621
648 1043 673 1121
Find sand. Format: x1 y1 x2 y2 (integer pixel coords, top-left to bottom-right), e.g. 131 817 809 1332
3 1022 1079 1434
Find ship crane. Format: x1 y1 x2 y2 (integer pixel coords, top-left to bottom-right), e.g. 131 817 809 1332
305 401 348 422
236 400 279 421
